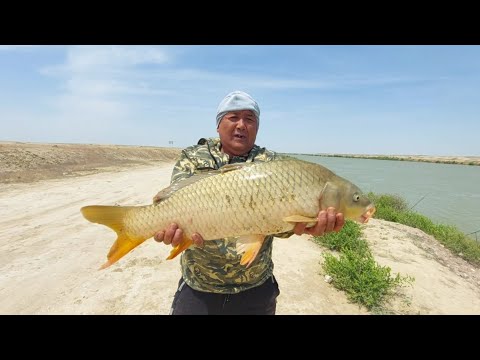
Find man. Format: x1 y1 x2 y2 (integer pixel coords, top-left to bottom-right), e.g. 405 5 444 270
153 90 345 314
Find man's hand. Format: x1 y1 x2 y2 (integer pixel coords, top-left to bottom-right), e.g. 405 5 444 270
153 223 204 247
293 207 345 236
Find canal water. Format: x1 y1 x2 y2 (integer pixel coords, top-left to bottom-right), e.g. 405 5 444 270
291 154 480 239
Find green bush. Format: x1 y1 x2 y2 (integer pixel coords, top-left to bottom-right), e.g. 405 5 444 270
312 220 369 256
313 220 412 311
367 192 408 212
311 192 480 311
323 249 412 310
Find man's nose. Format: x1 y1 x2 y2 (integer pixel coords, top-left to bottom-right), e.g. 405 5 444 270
236 118 247 129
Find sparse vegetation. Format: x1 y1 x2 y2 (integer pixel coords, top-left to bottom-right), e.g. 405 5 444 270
313 191 480 312
313 221 413 311
367 193 480 266
322 247 413 312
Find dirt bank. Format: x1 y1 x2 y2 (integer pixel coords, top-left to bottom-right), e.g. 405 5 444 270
0 141 181 184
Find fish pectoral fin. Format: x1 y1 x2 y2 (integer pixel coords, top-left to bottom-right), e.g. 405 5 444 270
166 235 194 260
236 234 266 268
283 215 318 224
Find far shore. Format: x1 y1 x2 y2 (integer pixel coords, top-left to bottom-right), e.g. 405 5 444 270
287 152 480 166
1 141 479 185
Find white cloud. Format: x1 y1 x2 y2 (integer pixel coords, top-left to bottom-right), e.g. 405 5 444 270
37 45 173 129
145 66 428 92
65 45 169 71
0 45 37 51
40 45 170 80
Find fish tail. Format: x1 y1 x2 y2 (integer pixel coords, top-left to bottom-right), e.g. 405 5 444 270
81 205 144 270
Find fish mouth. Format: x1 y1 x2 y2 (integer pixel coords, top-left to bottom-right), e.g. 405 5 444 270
360 205 376 223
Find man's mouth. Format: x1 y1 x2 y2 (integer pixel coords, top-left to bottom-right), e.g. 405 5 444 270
234 134 246 140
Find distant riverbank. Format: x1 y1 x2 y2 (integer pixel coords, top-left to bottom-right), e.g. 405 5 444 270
2 141 479 186
285 153 480 166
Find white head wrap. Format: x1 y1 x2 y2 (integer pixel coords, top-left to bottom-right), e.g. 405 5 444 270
216 90 260 128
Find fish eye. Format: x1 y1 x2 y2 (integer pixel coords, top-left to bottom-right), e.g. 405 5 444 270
353 193 360 202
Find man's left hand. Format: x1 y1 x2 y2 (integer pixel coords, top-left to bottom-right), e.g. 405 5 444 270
293 207 345 236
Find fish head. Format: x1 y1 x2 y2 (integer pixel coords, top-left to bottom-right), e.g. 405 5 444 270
320 180 376 224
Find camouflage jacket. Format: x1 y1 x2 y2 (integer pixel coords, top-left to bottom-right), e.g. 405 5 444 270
169 137 293 294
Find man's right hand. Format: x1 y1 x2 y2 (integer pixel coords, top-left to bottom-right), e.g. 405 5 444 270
153 223 204 247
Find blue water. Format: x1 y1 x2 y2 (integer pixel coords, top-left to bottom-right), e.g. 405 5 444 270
291 154 480 239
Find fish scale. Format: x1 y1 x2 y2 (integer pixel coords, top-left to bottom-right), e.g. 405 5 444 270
81 158 376 269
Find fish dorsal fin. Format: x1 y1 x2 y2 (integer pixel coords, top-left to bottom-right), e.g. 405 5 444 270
153 171 217 203
153 164 249 204
219 162 253 173
153 163 253 204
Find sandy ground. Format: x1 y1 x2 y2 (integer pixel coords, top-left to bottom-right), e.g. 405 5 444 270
1 142 480 314
1 160 480 314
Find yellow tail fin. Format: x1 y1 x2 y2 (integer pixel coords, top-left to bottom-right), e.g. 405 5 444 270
81 205 145 270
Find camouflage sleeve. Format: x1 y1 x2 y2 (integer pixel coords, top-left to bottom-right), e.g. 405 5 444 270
152 150 197 204
170 150 197 184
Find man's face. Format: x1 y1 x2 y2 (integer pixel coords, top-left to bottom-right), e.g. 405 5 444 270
217 110 258 157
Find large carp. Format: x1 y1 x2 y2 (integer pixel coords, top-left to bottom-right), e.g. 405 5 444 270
81 158 375 269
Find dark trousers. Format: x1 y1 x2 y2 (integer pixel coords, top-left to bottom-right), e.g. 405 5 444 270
170 276 280 315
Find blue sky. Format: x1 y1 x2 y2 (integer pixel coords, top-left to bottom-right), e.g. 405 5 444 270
1 45 479 156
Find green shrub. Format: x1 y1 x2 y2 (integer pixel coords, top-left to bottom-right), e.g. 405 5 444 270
322 249 413 311
312 220 369 256
368 193 480 266
311 192 480 311
314 220 413 311
367 192 408 212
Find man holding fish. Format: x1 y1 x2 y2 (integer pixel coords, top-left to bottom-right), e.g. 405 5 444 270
153 91 348 315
